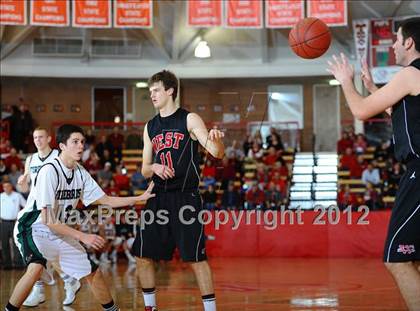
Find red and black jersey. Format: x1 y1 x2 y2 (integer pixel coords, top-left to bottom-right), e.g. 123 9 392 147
147 108 201 192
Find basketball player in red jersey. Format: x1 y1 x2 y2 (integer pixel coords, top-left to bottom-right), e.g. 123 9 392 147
132 70 224 311
327 17 420 310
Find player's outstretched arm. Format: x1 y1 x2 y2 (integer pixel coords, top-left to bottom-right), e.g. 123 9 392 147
327 53 419 120
187 112 225 159
96 181 155 207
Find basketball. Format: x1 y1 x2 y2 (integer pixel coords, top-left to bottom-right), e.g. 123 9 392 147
289 17 332 59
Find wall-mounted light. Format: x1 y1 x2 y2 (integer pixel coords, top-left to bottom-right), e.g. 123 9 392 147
136 82 148 88
194 40 211 58
329 79 340 86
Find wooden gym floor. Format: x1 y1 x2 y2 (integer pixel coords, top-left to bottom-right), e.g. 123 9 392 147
0 258 406 310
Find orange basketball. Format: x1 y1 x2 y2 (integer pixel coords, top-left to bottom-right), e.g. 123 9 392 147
289 17 331 59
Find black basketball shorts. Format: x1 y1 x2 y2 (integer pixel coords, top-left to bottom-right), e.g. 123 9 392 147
132 190 207 262
383 160 420 262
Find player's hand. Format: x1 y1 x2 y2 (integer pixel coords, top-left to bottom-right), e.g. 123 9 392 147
152 163 175 180
326 53 354 85
17 174 28 185
208 128 224 141
360 58 378 93
138 181 156 201
80 234 105 250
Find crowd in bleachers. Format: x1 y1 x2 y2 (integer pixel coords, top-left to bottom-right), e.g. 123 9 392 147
337 128 400 210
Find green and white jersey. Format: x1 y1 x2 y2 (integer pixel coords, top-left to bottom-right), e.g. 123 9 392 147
28 149 59 185
17 157 105 234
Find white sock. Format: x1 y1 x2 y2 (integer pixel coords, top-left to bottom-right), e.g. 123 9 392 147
142 288 156 307
202 294 216 311
34 280 44 291
60 272 77 286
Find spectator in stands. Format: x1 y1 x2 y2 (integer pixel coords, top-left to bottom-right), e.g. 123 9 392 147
339 147 358 171
97 162 113 184
247 142 264 160
221 181 241 210
225 140 245 161
253 131 263 148
202 159 216 187
125 127 143 150
269 135 284 151
255 163 268 184
263 147 279 166
270 171 288 198
203 184 217 210
337 131 353 154
363 182 380 210
266 127 282 148
388 162 405 186
131 164 148 191
105 179 120 196
374 140 392 162
4 148 22 171
0 160 8 178
82 144 96 162
108 126 124 161
6 105 24 152
95 135 114 161
0 137 11 155
8 164 22 188
270 160 289 178
242 134 253 156
19 102 33 152
354 134 368 154
337 184 356 210
84 152 102 178
350 155 366 178
84 128 96 148
100 149 116 170
245 182 265 209
113 165 130 191
220 157 236 189
361 162 381 185
265 181 284 209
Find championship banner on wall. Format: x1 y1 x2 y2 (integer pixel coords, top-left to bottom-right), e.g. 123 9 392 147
72 0 111 28
187 0 222 27
370 18 396 67
352 19 369 64
30 0 69 27
266 0 304 29
225 0 263 28
0 0 26 25
307 0 347 27
114 0 153 28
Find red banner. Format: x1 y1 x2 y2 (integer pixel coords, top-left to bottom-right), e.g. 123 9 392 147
307 0 347 26
187 0 222 27
0 0 26 25
30 0 69 27
72 0 111 28
225 0 263 28
266 0 304 28
114 0 153 28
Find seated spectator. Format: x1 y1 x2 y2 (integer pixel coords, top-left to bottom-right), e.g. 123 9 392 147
247 142 264 160
202 159 216 187
131 165 148 191
203 184 217 210
340 147 358 171
245 182 265 209
0 137 11 156
0 159 9 178
265 181 284 209
96 135 114 160
221 182 241 210
349 155 366 178
255 163 268 184
100 149 116 170
108 126 124 161
253 131 263 148
270 160 289 178
361 162 381 185
125 127 143 150
84 129 96 148
388 162 404 186
105 179 120 196
337 184 356 210
113 165 130 191
363 182 380 210
266 127 282 149
270 171 288 197
220 157 236 189
354 134 368 154
4 148 22 171
263 147 279 166
225 140 245 161
97 162 113 184
269 135 284 151
242 134 253 156
337 131 353 154
84 152 102 178
8 163 22 188
374 141 391 162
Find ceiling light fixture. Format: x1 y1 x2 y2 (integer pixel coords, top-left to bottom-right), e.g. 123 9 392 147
194 40 211 58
